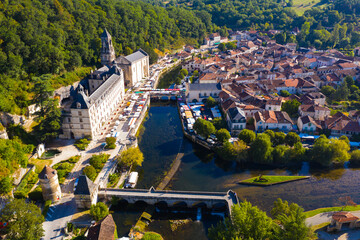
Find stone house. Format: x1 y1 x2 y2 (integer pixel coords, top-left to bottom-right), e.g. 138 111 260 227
253 111 293 132
74 175 98 209
187 83 222 102
225 106 247 133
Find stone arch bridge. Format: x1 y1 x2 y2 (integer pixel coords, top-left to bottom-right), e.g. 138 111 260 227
98 187 239 215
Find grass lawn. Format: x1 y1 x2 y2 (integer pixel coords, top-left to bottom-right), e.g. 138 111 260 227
239 175 309 186
29 158 52 173
311 222 330 232
305 205 360 218
291 0 329 15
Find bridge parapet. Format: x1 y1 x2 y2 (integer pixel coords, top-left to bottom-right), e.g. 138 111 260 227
98 187 239 216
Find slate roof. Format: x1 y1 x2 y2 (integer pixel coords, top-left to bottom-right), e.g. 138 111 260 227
38 165 57 180
124 49 148 62
72 66 122 109
227 106 246 121
87 215 116 240
101 28 111 39
74 175 96 195
189 83 222 91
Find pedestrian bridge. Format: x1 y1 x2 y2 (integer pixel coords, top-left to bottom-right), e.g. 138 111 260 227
98 187 239 215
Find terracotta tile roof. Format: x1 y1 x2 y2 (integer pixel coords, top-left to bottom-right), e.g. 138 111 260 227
332 212 359 223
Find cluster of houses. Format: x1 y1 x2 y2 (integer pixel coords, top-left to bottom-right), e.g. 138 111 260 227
180 30 360 138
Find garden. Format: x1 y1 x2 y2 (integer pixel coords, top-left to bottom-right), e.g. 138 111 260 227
52 155 81 184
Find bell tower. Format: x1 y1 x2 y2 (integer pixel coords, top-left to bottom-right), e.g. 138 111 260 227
100 28 116 65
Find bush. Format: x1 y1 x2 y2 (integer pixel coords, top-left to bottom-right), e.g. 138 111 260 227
89 153 110 170
105 137 116 149
68 155 81 163
74 138 91 150
90 202 109 221
350 149 360 165
42 200 52 216
83 165 97 181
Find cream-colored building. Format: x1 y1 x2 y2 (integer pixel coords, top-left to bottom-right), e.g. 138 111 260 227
114 49 150 87
61 65 125 139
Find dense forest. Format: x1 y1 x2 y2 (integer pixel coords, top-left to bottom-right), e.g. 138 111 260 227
3 0 360 115
0 0 211 114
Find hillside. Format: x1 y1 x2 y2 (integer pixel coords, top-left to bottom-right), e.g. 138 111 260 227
0 0 210 114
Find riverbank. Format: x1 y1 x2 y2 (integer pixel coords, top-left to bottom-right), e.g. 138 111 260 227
305 205 360 218
239 175 310 186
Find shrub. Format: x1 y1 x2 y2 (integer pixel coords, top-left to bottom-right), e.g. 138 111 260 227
68 155 81 163
105 137 116 149
74 138 91 150
83 165 97 181
42 200 52 216
90 202 109 221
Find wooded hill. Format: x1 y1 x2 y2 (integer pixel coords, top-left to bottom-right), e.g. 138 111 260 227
0 0 211 114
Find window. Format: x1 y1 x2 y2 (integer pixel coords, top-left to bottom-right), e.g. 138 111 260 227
79 118 83 123
68 118 71 123
80 124 84 129
78 111 82 116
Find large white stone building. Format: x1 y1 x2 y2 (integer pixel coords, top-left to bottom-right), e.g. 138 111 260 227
61 65 125 139
114 49 150 87
61 29 149 139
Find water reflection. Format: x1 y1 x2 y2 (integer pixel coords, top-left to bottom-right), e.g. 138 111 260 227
115 103 360 238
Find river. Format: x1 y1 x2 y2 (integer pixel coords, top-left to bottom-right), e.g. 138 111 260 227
113 102 360 239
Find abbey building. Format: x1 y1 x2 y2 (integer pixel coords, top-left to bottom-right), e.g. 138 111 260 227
60 29 149 139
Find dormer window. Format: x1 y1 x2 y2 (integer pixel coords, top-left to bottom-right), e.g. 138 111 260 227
76 102 81 109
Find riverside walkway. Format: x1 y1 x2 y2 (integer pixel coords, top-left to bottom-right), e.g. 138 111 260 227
98 187 239 215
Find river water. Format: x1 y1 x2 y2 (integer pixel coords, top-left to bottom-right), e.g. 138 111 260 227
113 103 360 239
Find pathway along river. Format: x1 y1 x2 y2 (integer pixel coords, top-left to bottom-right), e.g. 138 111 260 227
113 102 360 238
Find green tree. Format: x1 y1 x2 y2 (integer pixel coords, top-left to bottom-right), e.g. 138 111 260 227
105 137 116 149
218 43 226 51
193 118 216 138
281 99 301 118
209 201 273 240
272 145 289 164
273 132 286 146
0 176 13 195
272 199 313 240
249 133 273 164
285 142 305 162
83 165 97 181
118 147 144 168
285 132 300 147
350 149 360 165
321 85 336 97
215 128 231 143
205 96 217 108
311 135 350 167
180 68 188 76
345 75 355 87
233 140 248 163
212 117 226 130
279 90 291 97
238 129 256 145
90 202 109 221
332 80 350 101
193 70 199 77
0 198 44 240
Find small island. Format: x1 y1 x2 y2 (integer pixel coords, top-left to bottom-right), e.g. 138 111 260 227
239 175 310 186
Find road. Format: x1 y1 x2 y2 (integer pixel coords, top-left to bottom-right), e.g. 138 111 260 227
42 55 177 239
